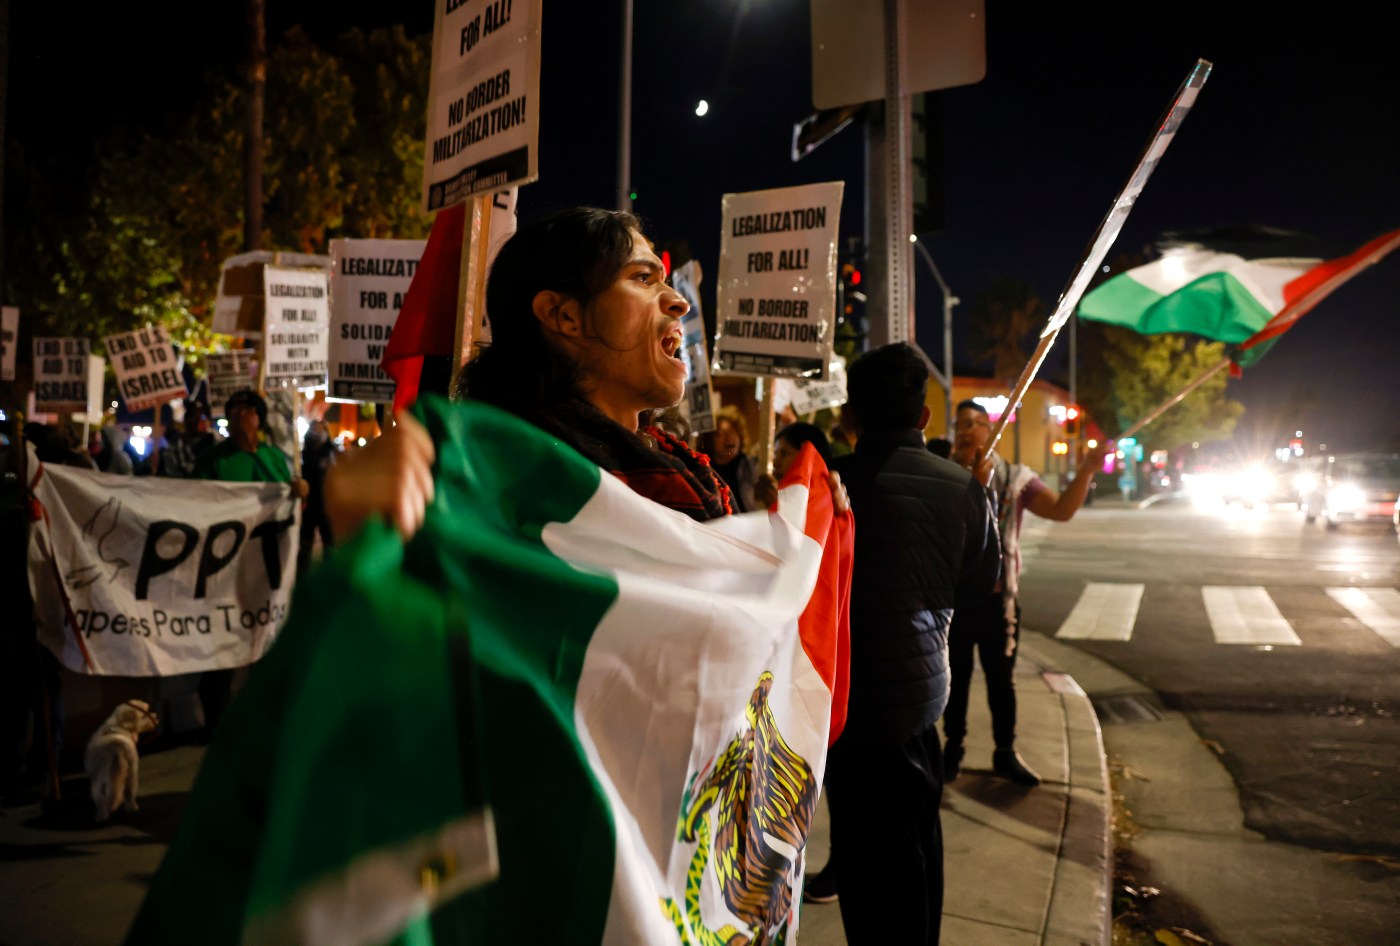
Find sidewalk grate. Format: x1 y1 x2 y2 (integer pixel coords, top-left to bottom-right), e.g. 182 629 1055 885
1091 694 1164 725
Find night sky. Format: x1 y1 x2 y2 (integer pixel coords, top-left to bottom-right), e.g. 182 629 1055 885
10 1 1399 452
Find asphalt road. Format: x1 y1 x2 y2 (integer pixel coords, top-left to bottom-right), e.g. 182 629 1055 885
1017 496 1400 856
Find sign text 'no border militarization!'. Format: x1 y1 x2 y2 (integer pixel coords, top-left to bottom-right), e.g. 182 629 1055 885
423 0 542 212
714 182 844 379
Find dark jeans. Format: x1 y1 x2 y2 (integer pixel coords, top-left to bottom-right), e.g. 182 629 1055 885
944 596 1021 750
297 497 333 575
826 726 944 946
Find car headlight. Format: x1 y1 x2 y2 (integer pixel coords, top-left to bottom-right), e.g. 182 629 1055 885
1329 483 1365 512
1294 473 1317 494
1242 468 1275 503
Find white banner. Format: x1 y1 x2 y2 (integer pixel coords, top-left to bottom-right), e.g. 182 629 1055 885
106 324 187 412
28 448 300 676
422 0 542 212
33 337 94 413
263 268 331 390
328 239 427 402
205 350 258 415
670 260 716 434
713 181 844 379
1 306 17 382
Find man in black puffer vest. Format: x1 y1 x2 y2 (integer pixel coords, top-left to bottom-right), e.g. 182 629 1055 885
824 343 1001 946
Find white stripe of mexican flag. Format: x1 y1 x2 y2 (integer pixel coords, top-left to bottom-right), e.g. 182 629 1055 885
1080 249 1319 342
127 397 849 946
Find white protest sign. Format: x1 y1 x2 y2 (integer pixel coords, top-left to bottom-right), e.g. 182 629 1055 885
27 449 300 676
1 307 18 382
262 268 331 390
423 0 542 212
213 251 332 335
670 260 716 434
328 239 426 402
205 350 257 415
788 356 849 415
105 324 187 412
33 337 94 413
714 181 844 379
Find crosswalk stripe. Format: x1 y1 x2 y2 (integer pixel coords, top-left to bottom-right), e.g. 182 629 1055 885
1056 583 1145 640
1202 586 1301 645
1327 587 1400 647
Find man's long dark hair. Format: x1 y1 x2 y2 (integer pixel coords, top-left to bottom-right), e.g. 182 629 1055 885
456 207 641 418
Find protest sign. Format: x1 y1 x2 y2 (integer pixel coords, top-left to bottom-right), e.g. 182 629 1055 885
713 181 845 379
263 268 331 390
328 238 427 402
670 260 716 434
422 0 542 211
477 187 519 345
205 350 257 415
105 324 187 412
33 337 94 413
213 251 332 335
788 356 849 415
27 450 300 676
1 307 17 382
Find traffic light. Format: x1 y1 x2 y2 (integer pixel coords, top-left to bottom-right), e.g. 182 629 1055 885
1064 405 1081 437
1052 441 1069 456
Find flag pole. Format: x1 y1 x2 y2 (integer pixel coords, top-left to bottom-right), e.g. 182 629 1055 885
984 58 1212 455
452 194 494 396
1115 227 1400 441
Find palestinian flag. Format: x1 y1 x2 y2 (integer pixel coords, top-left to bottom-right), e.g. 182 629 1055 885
126 396 852 946
1079 228 1400 367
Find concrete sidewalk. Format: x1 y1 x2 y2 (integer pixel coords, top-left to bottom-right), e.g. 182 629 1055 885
797 634 1113 945
0 636 1113 946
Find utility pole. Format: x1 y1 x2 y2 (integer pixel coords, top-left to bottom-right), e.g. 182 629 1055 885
243 0 266 252
866 0 913 349
616 0 633 213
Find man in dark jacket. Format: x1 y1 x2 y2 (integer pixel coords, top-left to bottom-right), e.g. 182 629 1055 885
823 343 1000 945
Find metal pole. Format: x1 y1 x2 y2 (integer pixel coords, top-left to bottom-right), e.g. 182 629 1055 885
912 238 957 435
616 0 634 213
1069 312 1078 464
878 0 912 346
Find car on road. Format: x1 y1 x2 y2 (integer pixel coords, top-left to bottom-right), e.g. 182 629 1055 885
1301 452 1400 529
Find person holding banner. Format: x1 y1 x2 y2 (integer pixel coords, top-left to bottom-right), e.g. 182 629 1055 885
943 400 1108 786
192 389 308 736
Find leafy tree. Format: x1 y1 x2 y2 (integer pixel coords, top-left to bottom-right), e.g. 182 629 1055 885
7 25 431 367
1076 320 1243 452
968 277 1043 384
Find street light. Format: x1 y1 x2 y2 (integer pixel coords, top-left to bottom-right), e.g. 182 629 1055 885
911 236 959 436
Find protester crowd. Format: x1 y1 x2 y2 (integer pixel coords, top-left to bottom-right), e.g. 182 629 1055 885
2 206 1111 946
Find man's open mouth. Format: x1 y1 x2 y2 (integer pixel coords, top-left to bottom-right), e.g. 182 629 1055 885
661 329 684 360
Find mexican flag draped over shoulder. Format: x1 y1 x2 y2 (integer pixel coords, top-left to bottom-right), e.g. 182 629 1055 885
126 396 852 946
1079 227 1400 366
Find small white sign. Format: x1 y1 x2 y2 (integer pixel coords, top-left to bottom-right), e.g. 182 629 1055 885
33 337 93 413
423 0 543 212
0 307 18 382
105 324 187 412
788 356 849 416
262 268 331 390
205 350 257 415
714 181 845 379
328 239 427 402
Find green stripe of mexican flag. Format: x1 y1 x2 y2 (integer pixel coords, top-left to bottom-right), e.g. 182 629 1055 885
126 396 850 946
1079 249 1319 345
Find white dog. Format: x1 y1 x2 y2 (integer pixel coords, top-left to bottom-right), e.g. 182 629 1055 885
85 699 158 823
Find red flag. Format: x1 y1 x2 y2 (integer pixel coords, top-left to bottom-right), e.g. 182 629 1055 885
381 203 466 413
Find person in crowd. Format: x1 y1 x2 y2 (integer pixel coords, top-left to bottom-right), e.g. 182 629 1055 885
943 399 1107 786
90 424 134 475
157 399 215 478
927 435 953 460
773 421 833 478
700 406 763 512
297 418 339 575
28 422 97 470
192 389 308 737
326 207 847 540
817 344 1001 943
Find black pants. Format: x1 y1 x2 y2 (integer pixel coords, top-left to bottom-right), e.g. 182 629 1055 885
297 497 333 575
826 726 944 946
944 596 1020 750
